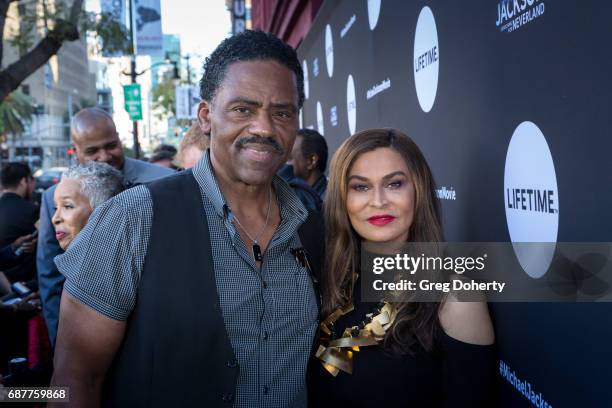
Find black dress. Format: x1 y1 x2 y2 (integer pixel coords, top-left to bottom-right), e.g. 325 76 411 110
307 283 497 408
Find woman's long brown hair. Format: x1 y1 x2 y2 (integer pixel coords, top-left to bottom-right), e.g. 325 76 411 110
323 128 443 353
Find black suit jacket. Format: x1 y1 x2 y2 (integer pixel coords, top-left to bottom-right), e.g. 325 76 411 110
0 192 38 281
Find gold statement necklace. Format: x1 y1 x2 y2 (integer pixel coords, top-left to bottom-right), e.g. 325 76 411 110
315 300 397 376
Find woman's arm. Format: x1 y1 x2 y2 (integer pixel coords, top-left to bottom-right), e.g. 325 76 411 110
439 298 494 346
437 297 497 407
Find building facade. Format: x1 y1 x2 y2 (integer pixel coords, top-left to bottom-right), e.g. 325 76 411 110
3 1 97 169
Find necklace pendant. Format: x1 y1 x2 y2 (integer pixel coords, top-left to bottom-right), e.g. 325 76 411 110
253 242 263 262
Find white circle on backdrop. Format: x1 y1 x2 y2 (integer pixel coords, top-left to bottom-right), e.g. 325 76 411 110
316 101 325 135
368 0 381 30
413 6 439 113
346 74 356 135
325 25 334 78
303 60 309 100
504 121 559 279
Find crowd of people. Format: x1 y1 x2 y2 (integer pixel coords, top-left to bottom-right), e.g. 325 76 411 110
0 29 496 407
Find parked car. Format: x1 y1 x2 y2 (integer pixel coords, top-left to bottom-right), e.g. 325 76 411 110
33 167 67 193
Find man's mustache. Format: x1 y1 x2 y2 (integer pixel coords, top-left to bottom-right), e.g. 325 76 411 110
237 136 284 154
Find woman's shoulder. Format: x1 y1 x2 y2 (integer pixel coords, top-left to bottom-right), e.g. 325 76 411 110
438 293 495 346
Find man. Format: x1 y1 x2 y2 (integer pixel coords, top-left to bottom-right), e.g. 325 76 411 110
148 150 176 169
0 233 37 272
51 31 322 407
0 163 38 283
37 108 173 347
149 144 179 169
289 128 328 200
277 164 322 213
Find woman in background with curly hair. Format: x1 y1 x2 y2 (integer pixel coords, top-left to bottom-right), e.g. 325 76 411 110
308 128 496 407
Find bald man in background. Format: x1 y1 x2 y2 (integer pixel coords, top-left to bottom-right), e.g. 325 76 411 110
37 108 174 347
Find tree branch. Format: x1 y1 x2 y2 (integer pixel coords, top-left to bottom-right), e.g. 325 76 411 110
0 36 62 101
69 0 83 23
0 0 82 102
0 0 19 68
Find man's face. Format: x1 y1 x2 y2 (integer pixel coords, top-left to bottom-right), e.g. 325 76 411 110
26 176 35 199
199 60 299 186
73 120 124 170
289 135 309 180
20 176 35 200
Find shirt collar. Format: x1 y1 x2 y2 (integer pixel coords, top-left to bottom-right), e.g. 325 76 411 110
0 192 23 200
192 150 308 222
312 175 327 195
121 157 135 185
192 150 228 218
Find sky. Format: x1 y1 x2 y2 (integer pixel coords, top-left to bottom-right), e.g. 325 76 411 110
159 0 232 76
87 0 232 77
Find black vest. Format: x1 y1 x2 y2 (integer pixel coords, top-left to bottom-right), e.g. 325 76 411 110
103 170 323 407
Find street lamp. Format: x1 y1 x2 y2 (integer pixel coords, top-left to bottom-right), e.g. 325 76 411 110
66 88 78 123
121 59 179 158
123 60 180 80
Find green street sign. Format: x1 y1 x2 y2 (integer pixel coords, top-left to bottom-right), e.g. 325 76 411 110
123 84 143 120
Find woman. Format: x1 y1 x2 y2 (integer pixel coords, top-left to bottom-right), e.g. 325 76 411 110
52 162 123 250
176 122 209 169
308 129 496 407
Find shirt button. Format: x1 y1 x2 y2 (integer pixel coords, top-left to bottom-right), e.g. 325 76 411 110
263 331 269 341
263 281 268 289
221 393 233 402
263 386 269 395
226 359 238 368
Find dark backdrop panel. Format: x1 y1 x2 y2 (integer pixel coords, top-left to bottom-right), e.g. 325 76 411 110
298 1 612 406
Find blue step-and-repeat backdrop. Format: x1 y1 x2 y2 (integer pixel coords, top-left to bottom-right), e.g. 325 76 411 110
297 0 612 406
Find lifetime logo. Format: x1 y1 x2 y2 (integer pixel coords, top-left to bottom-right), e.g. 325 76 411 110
414 46 438 73
506 188 558 214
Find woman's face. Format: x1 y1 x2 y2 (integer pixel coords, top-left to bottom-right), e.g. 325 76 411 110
181 145 204 169
52 179 93 250
346 147 416 243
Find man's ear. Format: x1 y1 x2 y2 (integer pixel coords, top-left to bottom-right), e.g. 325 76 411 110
18 177 28 191
307 154 319 171
198 101 212 136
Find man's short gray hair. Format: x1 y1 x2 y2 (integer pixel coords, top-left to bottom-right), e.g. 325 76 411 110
61 162 123 209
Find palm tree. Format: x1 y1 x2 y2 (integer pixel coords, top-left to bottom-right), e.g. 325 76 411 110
0 90 35 140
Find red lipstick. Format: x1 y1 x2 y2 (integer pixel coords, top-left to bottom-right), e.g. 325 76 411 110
367 214 395 226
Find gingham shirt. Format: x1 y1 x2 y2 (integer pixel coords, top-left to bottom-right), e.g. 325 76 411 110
56 152 319 408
